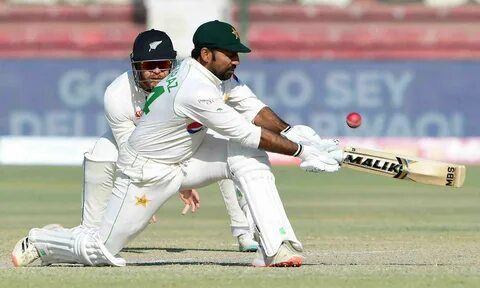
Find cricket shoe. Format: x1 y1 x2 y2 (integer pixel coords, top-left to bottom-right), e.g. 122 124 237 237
251 241 303 267
11 236 40 267
237 232 258 252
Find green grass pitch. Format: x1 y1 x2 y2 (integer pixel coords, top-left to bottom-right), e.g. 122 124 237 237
0 165 479 287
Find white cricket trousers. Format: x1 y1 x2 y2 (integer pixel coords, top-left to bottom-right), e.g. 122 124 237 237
99 133 231 254
100 133 300 257
82 130 251 234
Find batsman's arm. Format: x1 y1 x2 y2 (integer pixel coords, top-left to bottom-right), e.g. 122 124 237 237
258 127 300 156
177 85 304 157
224 75 267 123
253 108 340 155
253 107 290 134
224 75 289 133
224 75 326 141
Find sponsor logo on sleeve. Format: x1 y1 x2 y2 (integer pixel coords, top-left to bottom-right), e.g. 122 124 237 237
186 122 204 134
198 98 219 105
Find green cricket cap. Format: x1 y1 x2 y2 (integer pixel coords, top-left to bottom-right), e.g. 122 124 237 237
193 20 251 53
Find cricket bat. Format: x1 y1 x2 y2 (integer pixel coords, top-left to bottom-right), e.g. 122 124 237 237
335 147 466 188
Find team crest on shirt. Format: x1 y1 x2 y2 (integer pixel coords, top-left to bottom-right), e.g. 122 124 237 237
135 109 143 118
186 122 204 134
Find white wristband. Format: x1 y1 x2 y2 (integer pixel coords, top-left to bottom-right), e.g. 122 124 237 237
280 125 291 135
293 144 303 157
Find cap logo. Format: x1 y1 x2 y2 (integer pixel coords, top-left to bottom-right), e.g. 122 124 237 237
231 27 239 39
149 41 163 52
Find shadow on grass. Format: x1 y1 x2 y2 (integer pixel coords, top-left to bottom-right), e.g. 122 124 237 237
305 262 452 266
128 261 454 267
127 260 250 267
46 261 458 268
122 247 236 253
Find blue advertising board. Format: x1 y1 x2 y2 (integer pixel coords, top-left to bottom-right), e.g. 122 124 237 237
1 59 478 137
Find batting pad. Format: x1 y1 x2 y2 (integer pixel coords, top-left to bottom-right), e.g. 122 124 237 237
29 227 125 267
235 185 256 234
227 142 301 257
218 179 251 234
235 170 300 257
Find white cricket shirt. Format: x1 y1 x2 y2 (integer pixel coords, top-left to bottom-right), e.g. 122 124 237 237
128 58 263 163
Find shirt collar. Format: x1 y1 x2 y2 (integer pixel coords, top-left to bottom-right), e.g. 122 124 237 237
187 57 223 88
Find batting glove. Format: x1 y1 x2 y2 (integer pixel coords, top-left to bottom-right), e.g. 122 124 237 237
281 125 339 153
297 145 340 173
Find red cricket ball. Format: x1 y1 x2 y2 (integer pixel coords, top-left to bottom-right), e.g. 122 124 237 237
346 112 362 128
